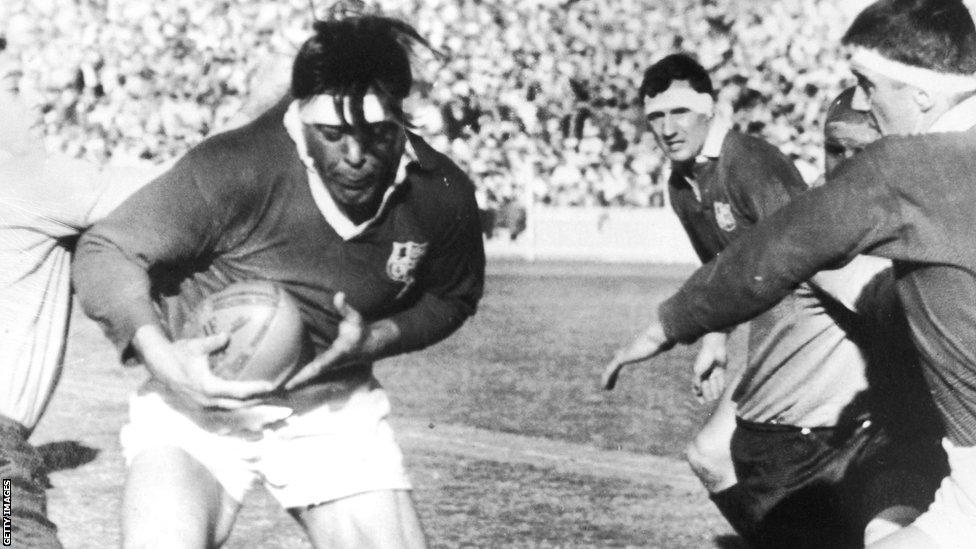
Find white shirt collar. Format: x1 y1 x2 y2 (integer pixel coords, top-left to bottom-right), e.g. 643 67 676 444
679 116 731 200
696 116 732 162
928 93 976 133
283 100 415 240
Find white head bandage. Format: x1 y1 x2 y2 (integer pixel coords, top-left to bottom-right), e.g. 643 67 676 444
644 83 715 116
298 93 392 125
851 48 976 94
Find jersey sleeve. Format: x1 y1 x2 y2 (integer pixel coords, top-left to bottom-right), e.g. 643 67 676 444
728 138 809 222
658 148 907 343
385 161 486 354
79 162 171 226
72 150 228 356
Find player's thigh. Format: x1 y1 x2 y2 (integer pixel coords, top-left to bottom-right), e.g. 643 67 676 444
852 427 946 541
858 462 939 546
292 489 426 549
123 446 241 549
866 525 941 548
900 439 976 549
863 506 924 546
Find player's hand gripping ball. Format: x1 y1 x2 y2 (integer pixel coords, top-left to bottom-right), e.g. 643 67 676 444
184 280 311 388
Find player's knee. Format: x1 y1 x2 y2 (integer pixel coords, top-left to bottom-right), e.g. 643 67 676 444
685 437 735 492
300 491 426 549
123 513 217 549
312 514 425 549
685 434 724 472
122 448 232 549
122 535 160 549
123 529 186 549
124 519 225 549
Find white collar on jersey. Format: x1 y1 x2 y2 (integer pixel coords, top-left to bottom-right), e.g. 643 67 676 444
928 93 976 133
678 116 731 201
696 116 732 162
283 100 416 240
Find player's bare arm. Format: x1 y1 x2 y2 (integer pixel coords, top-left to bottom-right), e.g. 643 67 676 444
132 324 275 409
602 321 674 390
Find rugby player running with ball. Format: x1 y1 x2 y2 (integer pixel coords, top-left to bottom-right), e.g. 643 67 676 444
74 16 484 549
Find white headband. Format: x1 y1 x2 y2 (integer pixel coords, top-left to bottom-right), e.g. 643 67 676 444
851 48 976 94
644 86 715 116
298 93 392 125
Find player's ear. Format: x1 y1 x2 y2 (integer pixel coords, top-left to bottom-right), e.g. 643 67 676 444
851 86 871 112
911 87 935 113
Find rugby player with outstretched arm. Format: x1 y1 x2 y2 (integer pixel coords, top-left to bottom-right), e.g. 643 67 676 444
73 16 484 549
606 1 976 547
628 53 945 548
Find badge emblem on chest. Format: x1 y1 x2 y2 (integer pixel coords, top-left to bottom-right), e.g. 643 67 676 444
387 241 429 298
713 202 737 232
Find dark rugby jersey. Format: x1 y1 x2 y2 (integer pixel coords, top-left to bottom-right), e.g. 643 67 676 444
669 127 881 427
73 100 484 383
660 122 976 445
668 128 809 262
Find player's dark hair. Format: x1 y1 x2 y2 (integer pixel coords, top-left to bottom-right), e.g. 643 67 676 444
638 54 715 101
843 0 976 73
291 15 431 125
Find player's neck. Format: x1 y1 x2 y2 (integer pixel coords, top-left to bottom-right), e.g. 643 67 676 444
673 158 703 179
337 189 389 225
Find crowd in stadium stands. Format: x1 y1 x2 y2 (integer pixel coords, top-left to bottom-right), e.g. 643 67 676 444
2 0 851 217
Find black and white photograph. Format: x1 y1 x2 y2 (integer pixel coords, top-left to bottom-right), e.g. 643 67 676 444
2 0 976 547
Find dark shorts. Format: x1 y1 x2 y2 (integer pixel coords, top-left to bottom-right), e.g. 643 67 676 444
731 417 948 549
0 415 62 549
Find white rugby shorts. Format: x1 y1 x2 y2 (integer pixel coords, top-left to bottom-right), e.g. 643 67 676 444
911 439 976 549
119 379 412 509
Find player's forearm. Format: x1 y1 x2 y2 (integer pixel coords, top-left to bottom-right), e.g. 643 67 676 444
356 319 403 362
386 293 475 355
75 161 227 357
659 181 894 343
82 162 168 225
131 324 174 367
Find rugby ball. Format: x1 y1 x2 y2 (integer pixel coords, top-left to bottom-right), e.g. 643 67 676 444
184 280 310 387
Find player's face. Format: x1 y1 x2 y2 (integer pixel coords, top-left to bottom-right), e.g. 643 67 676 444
851 67 922 136
646 106 711 164
824 120 880 174
303 118 406 213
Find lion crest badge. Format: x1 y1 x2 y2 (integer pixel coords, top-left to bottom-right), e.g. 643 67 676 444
714 202 737 232
387 241 428 298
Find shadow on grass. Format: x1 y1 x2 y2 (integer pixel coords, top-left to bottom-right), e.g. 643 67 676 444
714 534 750 548
37 440 100 472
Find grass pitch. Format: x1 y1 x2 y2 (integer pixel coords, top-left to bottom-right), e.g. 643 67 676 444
35 260 736 548
382 260 711 456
